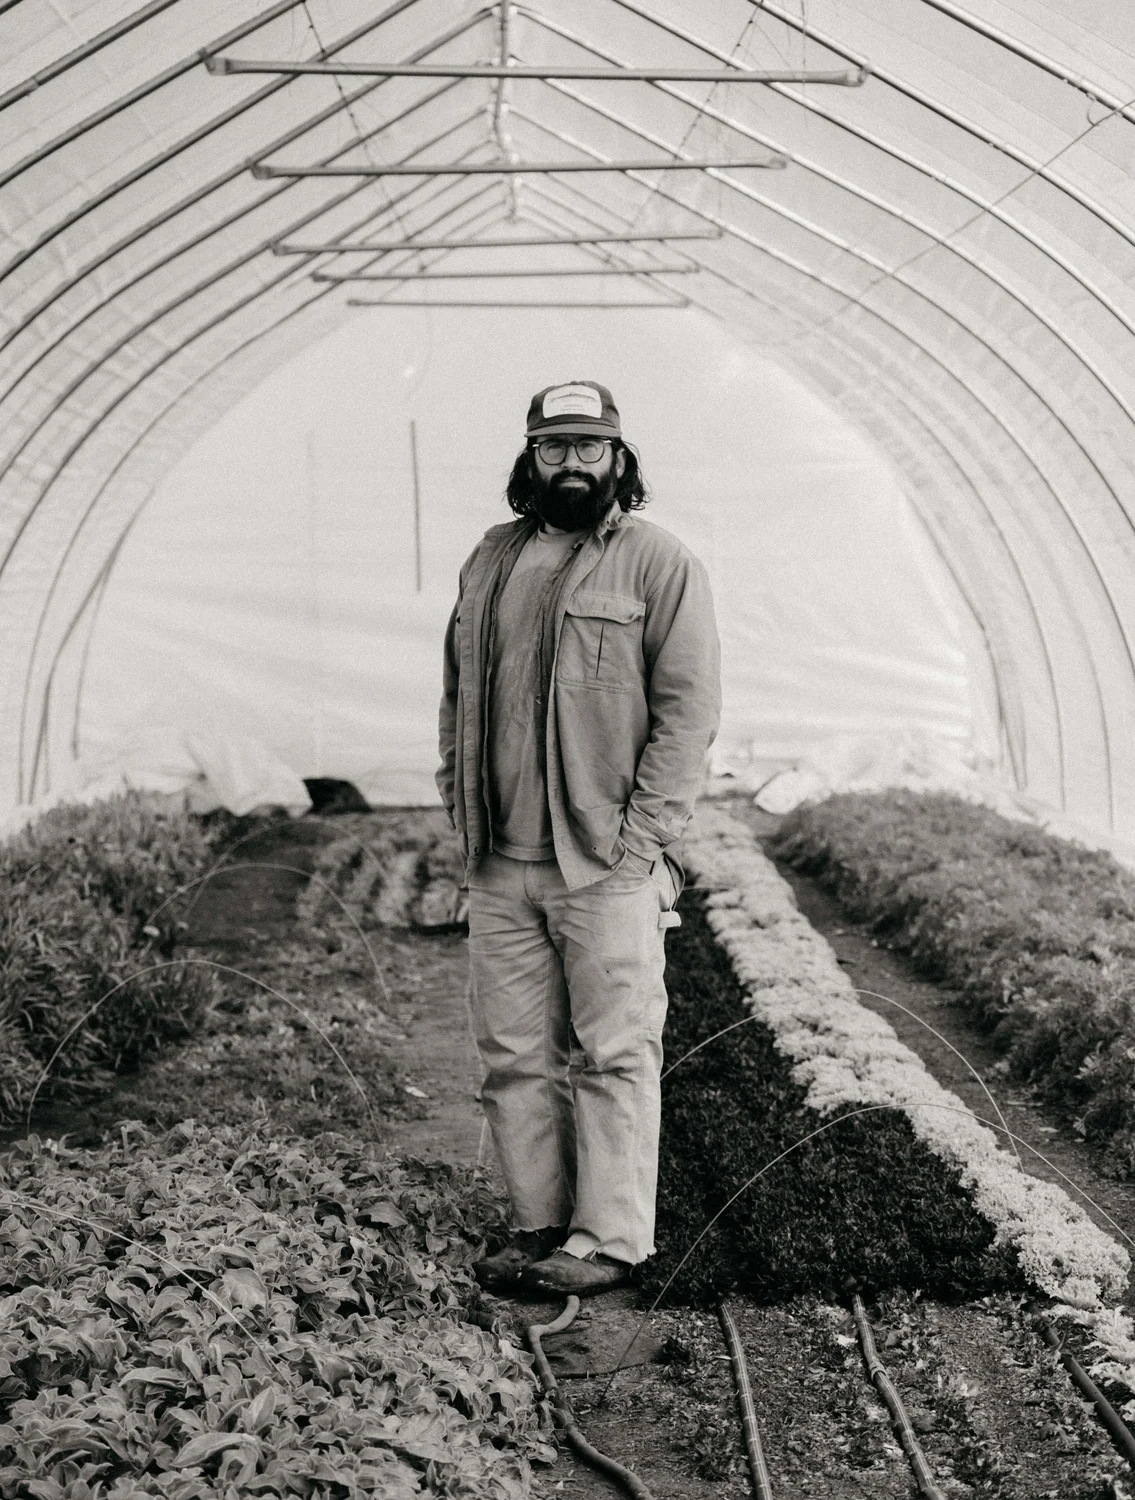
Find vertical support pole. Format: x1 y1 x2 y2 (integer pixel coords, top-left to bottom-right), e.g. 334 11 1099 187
306 429 325 775
410 418 423 593
493 0 520 220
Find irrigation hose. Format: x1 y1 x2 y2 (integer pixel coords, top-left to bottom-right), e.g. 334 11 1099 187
526 1297 658 1500
1037 1320 1135 1469
851 1294 947 1500
718 1299 775 1500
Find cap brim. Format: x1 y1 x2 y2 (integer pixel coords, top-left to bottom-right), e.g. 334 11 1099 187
526 419 621 437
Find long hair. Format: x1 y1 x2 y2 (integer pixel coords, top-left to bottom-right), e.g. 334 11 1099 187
504 441 650 519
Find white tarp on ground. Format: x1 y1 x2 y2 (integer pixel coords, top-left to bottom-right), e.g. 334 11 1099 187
0 726 311 837
72 307 977 813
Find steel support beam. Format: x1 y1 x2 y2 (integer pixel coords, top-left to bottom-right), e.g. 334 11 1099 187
917 0 1135 126
275 229 719 251
1 0 306 190
206 56 866 84
0 0 467 285
742 0 1135 254
0 0 184 113
517 101 1135 536
0 143 496 488
313 265 696 279
347 297 689 307
583 0 1135 340
254 155 787 177
529 53 1135 436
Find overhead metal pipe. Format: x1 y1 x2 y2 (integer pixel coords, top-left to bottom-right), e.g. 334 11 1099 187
348 297 689 307
0 13 490 360
744 0 1135 256
0 0 481 284
528 62 1135 439
513 81 1135 516
0 113 493 481
314 265 697 279
0 0 307 191
917 0 1135 126
254 154 788 177
274 229 721 251
206 56 867 84
0 96 487 408
0 164 499 495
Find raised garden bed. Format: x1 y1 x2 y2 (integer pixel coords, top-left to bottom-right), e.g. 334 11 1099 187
6 798 1135 1495
649 887 1023 1305
774 791 1135 1181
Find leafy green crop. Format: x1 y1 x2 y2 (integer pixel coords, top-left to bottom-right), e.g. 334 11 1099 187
0 1121 550 1497
0 795 219 1131
776 791 1135 1176
647 892 1023 1305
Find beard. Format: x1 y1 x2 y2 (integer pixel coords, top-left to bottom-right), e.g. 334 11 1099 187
531 465 618 531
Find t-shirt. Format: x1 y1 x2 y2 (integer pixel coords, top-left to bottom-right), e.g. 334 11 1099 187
487 525 581 860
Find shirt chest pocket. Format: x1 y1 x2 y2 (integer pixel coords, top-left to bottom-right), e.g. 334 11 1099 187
557 591 646 692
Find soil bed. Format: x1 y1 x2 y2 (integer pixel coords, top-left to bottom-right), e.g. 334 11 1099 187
5 807 1133 1497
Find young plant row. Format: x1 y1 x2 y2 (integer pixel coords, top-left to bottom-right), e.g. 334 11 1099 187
775 790 1135 1179
645 887 1024 1307
0 1122 549 1498
0 795 220 1135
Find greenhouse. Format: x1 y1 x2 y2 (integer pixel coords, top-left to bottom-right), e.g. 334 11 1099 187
4 3 1135 1495
3 0 1134 849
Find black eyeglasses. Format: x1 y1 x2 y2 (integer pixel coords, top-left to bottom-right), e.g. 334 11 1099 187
532 436 613 465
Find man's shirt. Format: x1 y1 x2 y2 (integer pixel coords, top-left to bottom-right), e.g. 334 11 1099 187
487 525 579 860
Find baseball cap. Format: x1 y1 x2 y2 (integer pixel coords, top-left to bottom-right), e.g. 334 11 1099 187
525 380 621 439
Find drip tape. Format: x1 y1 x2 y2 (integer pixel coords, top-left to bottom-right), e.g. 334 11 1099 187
851 1294 947 1499
526 1298 657 1500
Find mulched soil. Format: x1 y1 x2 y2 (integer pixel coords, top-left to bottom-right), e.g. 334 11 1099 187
12 807 1135 1498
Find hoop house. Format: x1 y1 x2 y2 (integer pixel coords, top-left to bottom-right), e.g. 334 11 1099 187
2 1 1133 848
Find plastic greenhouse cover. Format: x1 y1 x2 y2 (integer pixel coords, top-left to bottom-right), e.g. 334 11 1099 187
1 0 1134 853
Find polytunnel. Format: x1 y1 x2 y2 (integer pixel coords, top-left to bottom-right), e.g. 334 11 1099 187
3 0 1135 850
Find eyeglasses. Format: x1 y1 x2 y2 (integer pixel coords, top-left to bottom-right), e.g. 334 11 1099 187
532 436 613 465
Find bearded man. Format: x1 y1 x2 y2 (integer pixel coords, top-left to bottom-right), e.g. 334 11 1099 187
437 381 721 1297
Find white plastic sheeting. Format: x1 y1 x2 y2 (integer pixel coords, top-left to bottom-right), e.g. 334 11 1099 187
75 307 974 809
2 2 1134 839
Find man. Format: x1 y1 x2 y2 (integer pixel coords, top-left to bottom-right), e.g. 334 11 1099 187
437 380 721 1296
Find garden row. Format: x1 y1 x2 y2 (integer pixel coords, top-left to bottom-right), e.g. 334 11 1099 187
0 797 222 1136
645 806 1135 1484
0 1122 549 1498
775 790 1135 1179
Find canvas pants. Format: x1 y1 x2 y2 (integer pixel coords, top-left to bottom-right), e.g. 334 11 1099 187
466 851 676 1265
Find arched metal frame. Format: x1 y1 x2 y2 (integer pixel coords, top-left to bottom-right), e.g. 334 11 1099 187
2 0 1134 837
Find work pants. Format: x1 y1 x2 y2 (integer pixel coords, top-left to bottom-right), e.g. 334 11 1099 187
467 851 676 1265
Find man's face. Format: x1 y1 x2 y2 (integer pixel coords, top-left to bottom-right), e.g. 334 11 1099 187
529 433 627 531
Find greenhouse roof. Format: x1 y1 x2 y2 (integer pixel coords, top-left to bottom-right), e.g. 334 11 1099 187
2 0 1135 839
